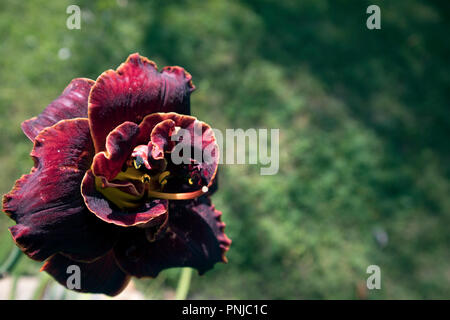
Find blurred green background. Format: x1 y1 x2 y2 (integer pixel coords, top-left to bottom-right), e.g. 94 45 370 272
0 0 449 299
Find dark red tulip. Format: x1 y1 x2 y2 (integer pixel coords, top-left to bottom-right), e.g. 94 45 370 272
2 53 231 296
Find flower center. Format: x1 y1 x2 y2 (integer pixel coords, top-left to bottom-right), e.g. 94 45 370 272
94 144 210 210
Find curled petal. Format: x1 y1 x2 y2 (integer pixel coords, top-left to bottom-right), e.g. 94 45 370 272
131 145 152 170
137 112 196 145
88 53 195 152
2 119 117 262
41 251 130 296
91 121 140 181
150 119 177 159
92 114 196 181
21 78 94 141
139 113 219 187
113 197 231 278
81 169 169 227
92 112 218 198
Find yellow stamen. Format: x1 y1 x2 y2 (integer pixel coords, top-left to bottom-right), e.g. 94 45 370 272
158 171 170 185
133 159 142 169
142 174 151 183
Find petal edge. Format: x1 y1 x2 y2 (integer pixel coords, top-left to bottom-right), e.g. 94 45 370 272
22 78 94 141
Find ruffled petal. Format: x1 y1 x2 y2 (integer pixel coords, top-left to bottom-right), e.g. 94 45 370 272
140 112 219 187
21 78 94 141
91 113 197 181
91 121 140 181
2 119 118 262
88 53 195 152
113 197 231 278
41 251 130 296
81 169 169 227
137 112 196 145
149 119 177 159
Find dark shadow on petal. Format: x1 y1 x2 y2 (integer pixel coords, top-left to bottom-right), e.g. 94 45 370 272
21 78 94 141
41 251 130 296
3 119 118 262
113 196 231 278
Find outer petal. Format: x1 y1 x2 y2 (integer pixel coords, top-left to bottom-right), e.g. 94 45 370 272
113 197 231 278
21 78 94 141
81 169 169 227
41 251 130 296
2 119 118 262
88 53 195 152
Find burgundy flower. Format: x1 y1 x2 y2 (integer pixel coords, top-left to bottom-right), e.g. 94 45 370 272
2 53 231 296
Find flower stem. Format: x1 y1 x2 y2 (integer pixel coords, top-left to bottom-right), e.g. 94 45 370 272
0 246 22 278
32 273 52 300
9 274 19 299
175 267 192 300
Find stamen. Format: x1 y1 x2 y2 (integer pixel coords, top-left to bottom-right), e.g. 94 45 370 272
147 186 209 200
142 174 151 183
95 154 211 207
158 171 171 185
133 157 143 170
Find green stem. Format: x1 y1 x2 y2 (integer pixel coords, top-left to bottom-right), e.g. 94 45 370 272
175 267 193 300
32 274 52 300
9 275 19 299
0 246 22 278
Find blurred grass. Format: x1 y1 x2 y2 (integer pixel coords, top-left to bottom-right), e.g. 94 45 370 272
0 0 449 299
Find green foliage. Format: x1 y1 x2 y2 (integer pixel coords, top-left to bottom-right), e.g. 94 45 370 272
0 0 449 299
